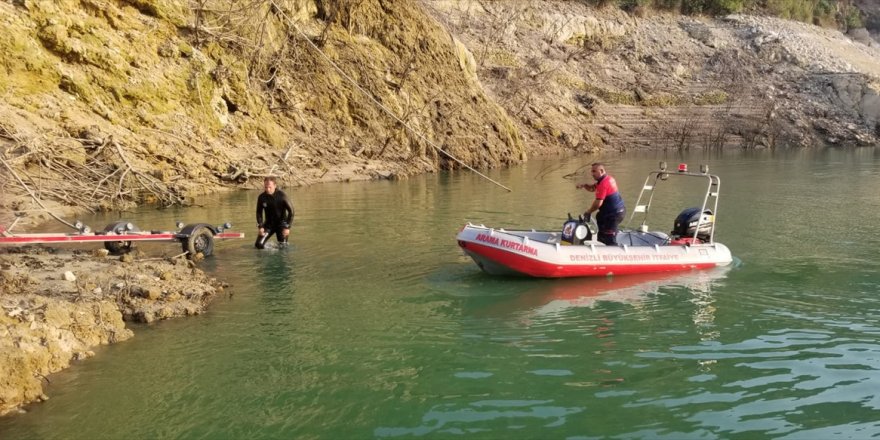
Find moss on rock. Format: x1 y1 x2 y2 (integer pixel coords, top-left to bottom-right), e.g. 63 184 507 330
1 0 528 223
694 89 729 105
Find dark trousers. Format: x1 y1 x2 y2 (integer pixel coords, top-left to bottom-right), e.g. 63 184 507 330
597 210 625 246
254 227 287 249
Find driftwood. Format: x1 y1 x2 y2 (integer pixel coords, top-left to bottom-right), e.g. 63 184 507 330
2 132 188 219
218 147 291 183
136 252 189 262
0 155 79 230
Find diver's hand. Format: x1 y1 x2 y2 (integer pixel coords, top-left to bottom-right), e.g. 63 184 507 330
282 228 290 238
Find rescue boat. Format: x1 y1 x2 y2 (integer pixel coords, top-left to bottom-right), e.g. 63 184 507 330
456 162 733 278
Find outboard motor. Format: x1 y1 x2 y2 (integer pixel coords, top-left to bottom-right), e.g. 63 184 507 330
561 213 592 245
672 207 714 242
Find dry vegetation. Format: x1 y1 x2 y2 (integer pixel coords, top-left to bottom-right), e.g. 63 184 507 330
424 1 880 155
1 0 879 228
0 0 525 226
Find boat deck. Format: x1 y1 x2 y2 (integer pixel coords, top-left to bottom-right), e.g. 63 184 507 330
488 229 672 247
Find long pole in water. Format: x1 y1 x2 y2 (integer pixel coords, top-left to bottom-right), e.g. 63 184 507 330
268 1 512 192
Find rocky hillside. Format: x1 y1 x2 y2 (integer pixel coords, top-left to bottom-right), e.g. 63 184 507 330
0 0 525 226
855 0 880 38
1 0 879 226
424 1 880 153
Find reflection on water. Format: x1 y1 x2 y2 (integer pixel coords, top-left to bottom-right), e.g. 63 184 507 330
2 149 880 439
466 266 732 320
375 399 584 437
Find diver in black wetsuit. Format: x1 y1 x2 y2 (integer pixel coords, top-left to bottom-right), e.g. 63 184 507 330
255 176 294 249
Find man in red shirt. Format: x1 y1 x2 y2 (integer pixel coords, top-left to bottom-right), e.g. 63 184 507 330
576 163 626 245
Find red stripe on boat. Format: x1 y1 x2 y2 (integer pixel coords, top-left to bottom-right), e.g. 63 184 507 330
462 242 717 278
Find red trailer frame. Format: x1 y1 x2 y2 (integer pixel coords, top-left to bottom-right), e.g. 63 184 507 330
0 220 244 256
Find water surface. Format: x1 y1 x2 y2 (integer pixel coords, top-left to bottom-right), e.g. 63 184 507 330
2 148 880 438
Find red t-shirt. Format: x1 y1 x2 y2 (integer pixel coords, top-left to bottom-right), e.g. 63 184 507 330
594 175 625 213
595 175 618 200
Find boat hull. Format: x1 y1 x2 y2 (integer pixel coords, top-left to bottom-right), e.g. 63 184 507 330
457 224 732 278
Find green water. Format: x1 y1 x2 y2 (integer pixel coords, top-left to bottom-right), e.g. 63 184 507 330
2 149 880 439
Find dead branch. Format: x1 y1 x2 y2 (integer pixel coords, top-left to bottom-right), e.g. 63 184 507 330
0 155 79 229
136 251 189 262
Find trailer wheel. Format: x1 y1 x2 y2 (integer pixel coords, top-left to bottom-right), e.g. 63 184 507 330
103 221 138 255
184 226 214 257
104 240 133 255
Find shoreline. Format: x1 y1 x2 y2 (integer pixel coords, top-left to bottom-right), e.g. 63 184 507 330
0 245 224 416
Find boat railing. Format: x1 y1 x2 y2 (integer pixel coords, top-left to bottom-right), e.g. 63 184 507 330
625 162 721 244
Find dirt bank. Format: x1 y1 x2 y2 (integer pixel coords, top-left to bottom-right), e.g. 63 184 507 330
3 1 880 230
0 0 525 231
0 245 223 416
425 2 880 152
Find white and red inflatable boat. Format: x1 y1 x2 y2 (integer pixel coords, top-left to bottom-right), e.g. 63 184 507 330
457 163 733 278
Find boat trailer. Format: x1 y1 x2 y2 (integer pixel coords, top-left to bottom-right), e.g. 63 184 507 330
0 219 244 257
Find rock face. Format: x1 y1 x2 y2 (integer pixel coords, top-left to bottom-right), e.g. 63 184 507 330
3 1 880 231
825 74 880 128
0 0 526 227
423 3 880 152
3 1 880 230
0 294 131 416
856 0 880 43
0 246 222 416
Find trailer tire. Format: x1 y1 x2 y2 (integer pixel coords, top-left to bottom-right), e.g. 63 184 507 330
104 240 133 255
103 221 138 255
184 226 214 257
